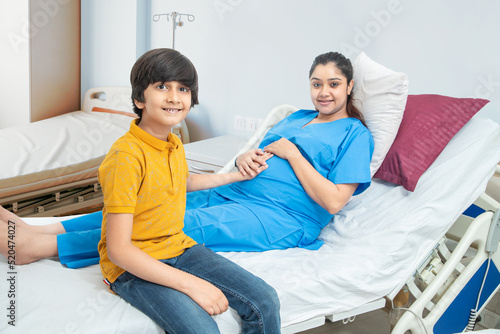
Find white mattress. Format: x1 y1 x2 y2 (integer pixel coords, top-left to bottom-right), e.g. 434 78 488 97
0 110 131 198
1 117 499 334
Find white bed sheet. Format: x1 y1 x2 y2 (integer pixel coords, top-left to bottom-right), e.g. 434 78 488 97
1 117 499 334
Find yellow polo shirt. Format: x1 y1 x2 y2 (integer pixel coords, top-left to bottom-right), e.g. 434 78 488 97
97 120 196 284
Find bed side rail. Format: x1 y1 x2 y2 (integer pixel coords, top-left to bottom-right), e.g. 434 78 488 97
392 209 500 333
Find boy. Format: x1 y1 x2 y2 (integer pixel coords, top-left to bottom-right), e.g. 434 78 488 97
98 48 280 333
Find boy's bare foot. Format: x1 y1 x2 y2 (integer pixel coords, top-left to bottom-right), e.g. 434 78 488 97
0 206 30 229
0 206 65 235
0 221 58 265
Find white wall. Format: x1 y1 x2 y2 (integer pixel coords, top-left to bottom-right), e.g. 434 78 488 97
0 1 30 128
80 0 140 104
82 0 500 141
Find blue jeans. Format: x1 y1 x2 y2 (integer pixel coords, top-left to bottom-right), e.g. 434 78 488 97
110 244 281 334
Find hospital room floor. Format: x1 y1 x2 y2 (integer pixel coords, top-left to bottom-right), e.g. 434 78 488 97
298 307 493 333
299 308 391 333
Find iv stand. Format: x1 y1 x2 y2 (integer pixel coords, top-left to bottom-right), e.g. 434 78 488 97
152 12 195 49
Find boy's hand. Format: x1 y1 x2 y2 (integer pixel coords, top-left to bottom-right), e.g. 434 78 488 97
236 149 273 177
185 276 229 316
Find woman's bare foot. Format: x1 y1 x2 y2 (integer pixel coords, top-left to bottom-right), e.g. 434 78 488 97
0 221 58 265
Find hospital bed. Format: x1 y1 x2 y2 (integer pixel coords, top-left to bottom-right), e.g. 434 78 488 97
2 54 500 333
0 86 188 218
217 104 500 334
1 105 499 334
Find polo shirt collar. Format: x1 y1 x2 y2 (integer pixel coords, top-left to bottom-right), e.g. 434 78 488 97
129 119 178 151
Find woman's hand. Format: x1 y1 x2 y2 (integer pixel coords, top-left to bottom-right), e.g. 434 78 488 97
235 149 273 177
263 138 301 161
264 138 357 214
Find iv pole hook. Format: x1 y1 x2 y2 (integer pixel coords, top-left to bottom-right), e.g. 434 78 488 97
152 12 195 50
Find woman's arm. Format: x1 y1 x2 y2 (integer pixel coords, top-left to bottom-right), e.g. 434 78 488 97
264 138 357 214
106 213 229 315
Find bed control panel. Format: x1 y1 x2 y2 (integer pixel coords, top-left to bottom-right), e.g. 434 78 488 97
486 209 500 253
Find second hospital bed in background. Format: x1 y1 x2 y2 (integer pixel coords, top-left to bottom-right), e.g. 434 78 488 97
0 86 189 217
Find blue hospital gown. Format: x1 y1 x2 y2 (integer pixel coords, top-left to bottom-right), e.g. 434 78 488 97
206 109 374 250
57 109 373 267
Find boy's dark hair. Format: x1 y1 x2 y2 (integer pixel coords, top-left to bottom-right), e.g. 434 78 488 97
130 48 199 118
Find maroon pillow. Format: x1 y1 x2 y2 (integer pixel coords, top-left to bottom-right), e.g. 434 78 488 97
374 94 489 191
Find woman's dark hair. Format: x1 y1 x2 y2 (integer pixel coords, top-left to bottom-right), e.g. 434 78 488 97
130 48 199 119
309 52 366 126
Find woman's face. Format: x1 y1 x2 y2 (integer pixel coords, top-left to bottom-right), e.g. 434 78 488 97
309 62 353 121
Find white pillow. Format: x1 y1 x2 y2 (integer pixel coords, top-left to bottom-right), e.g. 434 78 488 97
352 52 409 176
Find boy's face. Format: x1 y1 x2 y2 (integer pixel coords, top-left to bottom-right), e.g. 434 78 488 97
134 81 192 138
